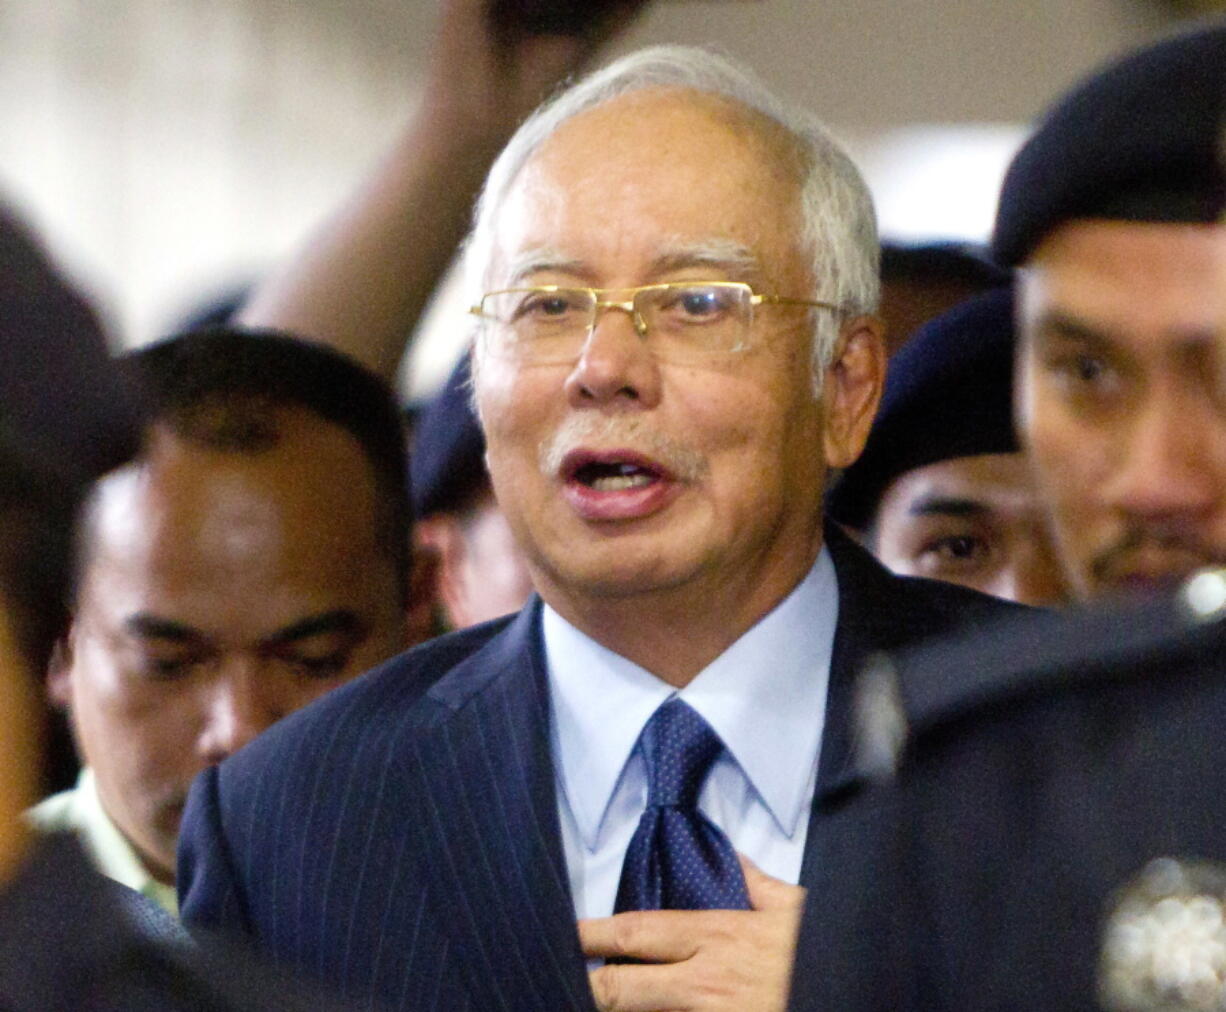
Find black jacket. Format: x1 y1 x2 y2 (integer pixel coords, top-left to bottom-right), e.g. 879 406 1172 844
790 580 1226 1010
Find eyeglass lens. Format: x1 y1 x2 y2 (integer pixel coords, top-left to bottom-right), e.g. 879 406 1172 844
480 284 753 362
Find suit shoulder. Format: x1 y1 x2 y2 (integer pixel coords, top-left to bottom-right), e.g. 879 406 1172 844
841 548 1026 656
214 614 518 791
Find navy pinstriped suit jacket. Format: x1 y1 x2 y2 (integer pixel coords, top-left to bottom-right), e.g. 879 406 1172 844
178 528 1015 1011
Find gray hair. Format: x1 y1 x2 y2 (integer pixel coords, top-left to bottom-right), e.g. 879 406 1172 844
465 44 879 382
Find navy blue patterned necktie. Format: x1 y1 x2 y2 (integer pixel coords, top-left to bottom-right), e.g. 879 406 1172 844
613 698 751 912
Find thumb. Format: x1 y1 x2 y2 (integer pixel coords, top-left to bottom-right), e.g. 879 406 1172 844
739 853 806 912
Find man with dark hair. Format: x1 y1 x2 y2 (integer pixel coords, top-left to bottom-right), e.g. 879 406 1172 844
31 327 419 913
828 287 1067 605
877 240 1009 355
0 207 355 1011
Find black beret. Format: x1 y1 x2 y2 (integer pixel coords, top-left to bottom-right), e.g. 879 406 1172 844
408 350 489 518
880 240 1010 289
992 21 1226 267
0 206 146 484
827 286 1017 531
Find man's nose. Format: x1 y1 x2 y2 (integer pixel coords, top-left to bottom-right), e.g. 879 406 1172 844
563 305 662 409
1102 391 1219 523
197 664 284 765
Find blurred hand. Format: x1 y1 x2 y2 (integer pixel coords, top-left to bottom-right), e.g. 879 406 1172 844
579 856 805 1012
425 0 650 137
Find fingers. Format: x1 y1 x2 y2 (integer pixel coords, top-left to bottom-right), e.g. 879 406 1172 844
738 853 807 912
588 962 686 1012
578 910 710 962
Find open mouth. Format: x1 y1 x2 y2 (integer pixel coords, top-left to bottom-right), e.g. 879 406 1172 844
558 449 680 521
572 460 661 491
563 450 671 489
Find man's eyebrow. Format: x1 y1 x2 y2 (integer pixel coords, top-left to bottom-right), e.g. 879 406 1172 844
1031 311 1117 350
263 611 363 647
124 615 205 642
649 241 763 281
907 495 990 519
503 248 589 287
500 242 765 289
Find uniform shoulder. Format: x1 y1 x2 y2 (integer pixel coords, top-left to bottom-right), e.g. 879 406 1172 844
860 571 1226 769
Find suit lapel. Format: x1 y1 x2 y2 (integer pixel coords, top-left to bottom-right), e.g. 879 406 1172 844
402 602 597 1012
799 524 910 887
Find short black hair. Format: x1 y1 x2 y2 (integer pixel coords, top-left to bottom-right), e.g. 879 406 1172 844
122 327 413 605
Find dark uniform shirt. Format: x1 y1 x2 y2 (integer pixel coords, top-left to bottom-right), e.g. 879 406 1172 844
789 570 1226 1011
0 832 363 1012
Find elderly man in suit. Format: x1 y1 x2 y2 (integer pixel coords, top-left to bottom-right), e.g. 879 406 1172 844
178 44 1014 1011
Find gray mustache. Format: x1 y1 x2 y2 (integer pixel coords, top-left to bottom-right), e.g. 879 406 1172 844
539 416 708 482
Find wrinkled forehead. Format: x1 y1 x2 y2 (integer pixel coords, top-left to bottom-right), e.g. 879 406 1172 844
480 87 811 289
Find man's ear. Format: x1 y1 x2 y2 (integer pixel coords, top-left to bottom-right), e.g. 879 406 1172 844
45 630 75 709
821 315 886 470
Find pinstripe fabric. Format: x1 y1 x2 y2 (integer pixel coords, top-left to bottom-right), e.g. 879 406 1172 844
179 525 1018 1012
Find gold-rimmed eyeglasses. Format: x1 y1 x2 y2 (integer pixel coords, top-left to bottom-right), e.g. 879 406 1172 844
469 281 839 364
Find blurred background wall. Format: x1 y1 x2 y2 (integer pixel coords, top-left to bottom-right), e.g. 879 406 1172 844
0 0 1208 394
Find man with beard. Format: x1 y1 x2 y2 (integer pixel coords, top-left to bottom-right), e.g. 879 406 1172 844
177 43 1016 1012
1000 24 1225 599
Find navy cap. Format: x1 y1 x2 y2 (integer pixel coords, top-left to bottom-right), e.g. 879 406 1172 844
993 21 1226 267
827 286 1017 531
880 240 1010 288
408 350 489 518
0 207 146 484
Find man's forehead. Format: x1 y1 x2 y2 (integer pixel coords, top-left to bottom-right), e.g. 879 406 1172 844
1026 219 1221 270
895 454 1038 509
1019 221 1222 336
81 425 384 569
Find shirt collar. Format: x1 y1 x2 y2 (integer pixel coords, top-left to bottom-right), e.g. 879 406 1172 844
76 769 178 914
544 547 838 851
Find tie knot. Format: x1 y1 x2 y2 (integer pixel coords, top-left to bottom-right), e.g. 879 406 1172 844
642 699 724 808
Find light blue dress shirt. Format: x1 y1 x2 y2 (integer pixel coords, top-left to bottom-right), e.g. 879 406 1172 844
542 548 838 921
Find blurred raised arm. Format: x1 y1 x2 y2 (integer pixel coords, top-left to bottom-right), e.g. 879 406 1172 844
239 0 649 380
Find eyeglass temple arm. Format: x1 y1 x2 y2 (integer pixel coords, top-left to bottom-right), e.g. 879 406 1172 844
753 295 840 311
